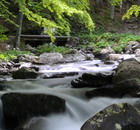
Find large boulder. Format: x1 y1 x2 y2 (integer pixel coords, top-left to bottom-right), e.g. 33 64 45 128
16 54 42 64
113 59 140 83
81 103 140 130
39 53 63 64
1 93 65 129
63 52 88 62
112 59 140 97
71 72 113 88
85 79 140 99
12 67 38 79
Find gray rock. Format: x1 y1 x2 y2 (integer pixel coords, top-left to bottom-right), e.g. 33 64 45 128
81 103 140 130
71 72 113 88
1 93 66 129
125 41 140 54
12 67 38 79
16 54 41 64
63 52 87 62
113 59 140 84
39 53 63 64
16 117 47 130
135 49 140 57
107 54 123 61
100 46 115 54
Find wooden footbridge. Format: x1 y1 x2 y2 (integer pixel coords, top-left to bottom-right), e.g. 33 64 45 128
20 34 71 46
20 35 71 42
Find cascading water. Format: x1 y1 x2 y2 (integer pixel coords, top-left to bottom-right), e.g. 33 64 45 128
0 60 139 130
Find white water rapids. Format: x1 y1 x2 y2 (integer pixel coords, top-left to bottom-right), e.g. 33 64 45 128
0 60 139 130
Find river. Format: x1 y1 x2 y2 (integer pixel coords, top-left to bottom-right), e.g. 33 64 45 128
0 60 139 130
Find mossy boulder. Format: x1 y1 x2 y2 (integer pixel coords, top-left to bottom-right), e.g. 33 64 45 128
12 67 38 79
113 59 140 84
1 93 65 129
112 59 140 97
81 103 140 130
71 72 113 88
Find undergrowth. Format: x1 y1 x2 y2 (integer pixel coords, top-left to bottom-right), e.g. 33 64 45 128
0 50 34 61
37 43 70 54
79 32 140 53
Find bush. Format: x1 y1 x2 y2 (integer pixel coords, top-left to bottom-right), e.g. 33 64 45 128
79 32 140 53
0 50 34 61
37 43 70 54
0 25 8 42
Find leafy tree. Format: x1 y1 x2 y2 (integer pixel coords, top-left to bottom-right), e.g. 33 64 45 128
111 0 140 20
0 0 95 42
122 5 140 20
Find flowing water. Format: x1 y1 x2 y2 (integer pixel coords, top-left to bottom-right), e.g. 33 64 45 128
0 60 139 130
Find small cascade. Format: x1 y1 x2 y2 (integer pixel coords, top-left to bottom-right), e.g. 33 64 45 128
39 95 139 130
39 60 118 74
0 60 138 130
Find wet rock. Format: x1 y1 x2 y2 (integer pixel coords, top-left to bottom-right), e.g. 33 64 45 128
16 117 47 130
71 72 113 88
113 59 140 83
107 54 123 61
63 52 87 62
100 46 115 55
81 103 140 130
39 53 63 64
1 93 66 129
86 88 115 98
16 54 42 64
135 57 140 63
104 61 116 65
125 41 140 54
0 61 14 76
112 59 140 97
41 72 79 79
135 49 140 57
30 66 40 72
12 67 38 79
86 78 140 98
114 78 140 97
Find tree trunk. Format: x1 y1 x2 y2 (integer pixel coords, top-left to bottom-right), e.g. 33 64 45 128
14 12 23 49
119 1 123 14
110 6 115 20
107 0 110 7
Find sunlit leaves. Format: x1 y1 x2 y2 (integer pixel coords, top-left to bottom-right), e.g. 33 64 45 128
110 0 123 5
17 0 94 38
122 5 140 20
0 0 95 40
0 0 17 26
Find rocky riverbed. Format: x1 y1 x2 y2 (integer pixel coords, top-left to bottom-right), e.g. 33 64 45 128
0 43 140 130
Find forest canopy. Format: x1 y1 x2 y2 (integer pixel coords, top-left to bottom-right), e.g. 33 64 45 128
0 0 95 38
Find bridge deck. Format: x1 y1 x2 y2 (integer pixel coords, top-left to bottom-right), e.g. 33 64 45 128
20 35 71 42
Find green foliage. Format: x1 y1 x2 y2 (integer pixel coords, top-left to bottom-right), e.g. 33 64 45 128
14 0 94 41
0 50 34 61
0 25 8 42
79 32 140 53
37 43 70 54
122 5 140 20
110 0 123 5
0 0 17 26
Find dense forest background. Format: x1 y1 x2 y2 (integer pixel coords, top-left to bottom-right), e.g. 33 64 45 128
0 0 140 61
